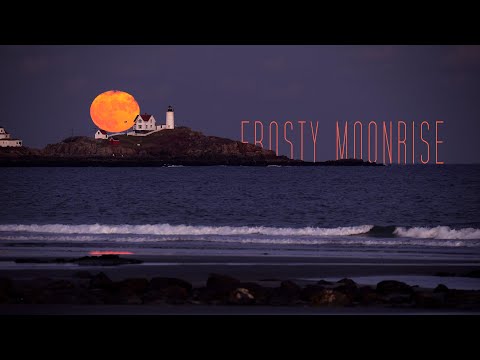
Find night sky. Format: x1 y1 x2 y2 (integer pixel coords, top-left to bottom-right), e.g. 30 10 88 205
1 45 479 163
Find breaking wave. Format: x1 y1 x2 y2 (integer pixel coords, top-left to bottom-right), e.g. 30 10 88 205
0 224 479 247
0 224 374 237
394 226 480 240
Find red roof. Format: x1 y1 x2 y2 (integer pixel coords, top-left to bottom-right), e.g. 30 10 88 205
139 114 152 121
98 129 107 134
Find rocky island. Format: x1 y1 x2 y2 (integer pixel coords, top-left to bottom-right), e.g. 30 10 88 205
0 127 382 166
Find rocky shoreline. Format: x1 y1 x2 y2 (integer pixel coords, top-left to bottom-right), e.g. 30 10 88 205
0 127 382 166
1 270 479 310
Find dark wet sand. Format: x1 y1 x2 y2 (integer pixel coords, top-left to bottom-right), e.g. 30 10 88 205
0 254 478 286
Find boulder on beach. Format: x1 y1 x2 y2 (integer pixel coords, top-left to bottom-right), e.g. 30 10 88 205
376 280 414 295
414 291 446 308
238 282 271 304
269 280 302 305
228 288 255 305
149 277 192 292
335 278 359 299
317 280 334 286
300 285 325 302
434 284 449 293
206 273 240 290
89 272 113 290
310 289 351 306
118 278 149 295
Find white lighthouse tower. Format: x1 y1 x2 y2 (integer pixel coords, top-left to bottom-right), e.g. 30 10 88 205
166 105 175 129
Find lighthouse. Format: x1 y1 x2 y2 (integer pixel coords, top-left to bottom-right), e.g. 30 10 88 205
166 105 175 129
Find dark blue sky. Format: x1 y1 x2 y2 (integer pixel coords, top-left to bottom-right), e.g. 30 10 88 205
1 45 479 163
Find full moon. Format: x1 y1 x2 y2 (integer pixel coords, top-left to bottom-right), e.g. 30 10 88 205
90 90 140 132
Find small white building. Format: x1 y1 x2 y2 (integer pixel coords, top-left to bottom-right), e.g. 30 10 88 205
0 126 22 147
128 105 175 136
95 106 176 139
133 114 161 132
95 129 108 140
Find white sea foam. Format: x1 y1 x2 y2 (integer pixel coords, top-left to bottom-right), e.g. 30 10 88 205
0 224 374 236
394 226 480 240
0 224 479 247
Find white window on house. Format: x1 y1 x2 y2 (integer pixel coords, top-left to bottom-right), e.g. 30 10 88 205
138 125 142 129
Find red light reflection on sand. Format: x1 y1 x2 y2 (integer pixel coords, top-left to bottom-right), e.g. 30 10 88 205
89 251 134 256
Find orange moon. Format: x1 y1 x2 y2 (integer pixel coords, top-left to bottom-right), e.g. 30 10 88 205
90 90 140 132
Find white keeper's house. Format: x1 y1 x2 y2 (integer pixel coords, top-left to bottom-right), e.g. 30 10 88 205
0 126 22 147
94 105 175 140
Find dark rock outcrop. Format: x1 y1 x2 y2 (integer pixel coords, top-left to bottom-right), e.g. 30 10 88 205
14 255 142 266
269 280 302 305
228 288 255 305
310 289 351 306
300 285 326 302
73 271 94 279
73 255 142 266
0 127 383 166
376 280 414 295
149 277 192 292
89 272 113 290
434 284 449 293
414 291 446 308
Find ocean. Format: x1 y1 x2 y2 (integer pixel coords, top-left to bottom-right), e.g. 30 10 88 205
1 165 479 261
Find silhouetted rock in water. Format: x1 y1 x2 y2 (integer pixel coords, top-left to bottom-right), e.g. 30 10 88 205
434 271 456 277
73 255 142 266
462 269 480 278
376 280 414 295
228 288 255 305
73 271 93 279
14 255 142 266
89 272 113 290
149 277 192 292
434 284 449 293
310 289 351 306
